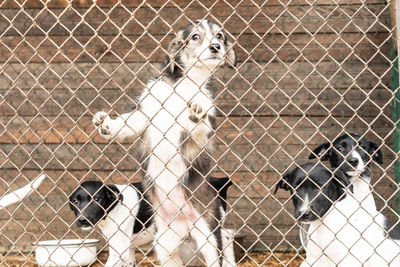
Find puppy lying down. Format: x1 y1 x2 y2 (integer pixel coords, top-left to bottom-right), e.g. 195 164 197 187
69 177 233 267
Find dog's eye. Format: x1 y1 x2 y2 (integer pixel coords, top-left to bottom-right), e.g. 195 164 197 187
72 199 79 204
361 145 367 151
337 147 344 152
94 197 100 202
192 34 200 41
216 33 223 40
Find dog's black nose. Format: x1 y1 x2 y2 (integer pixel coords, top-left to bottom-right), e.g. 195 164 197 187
300 210 312 220
77 217 89 226
348 157 359 167
210 44 221 53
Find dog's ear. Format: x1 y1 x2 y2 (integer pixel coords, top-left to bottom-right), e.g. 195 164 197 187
332 168 353 194
274 168 296 194
225 38 237 68
165 30 184 75
309 142 331 161
368 140 383 164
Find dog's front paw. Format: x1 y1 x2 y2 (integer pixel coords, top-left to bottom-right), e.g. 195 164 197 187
188 102 207 123
93 111 108 126
93 111 112 137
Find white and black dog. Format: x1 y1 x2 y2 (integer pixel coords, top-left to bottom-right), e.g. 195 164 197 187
92 20 236 266
309 134 400 239
309 134 383 198
276 162 400 266
69 177 233 267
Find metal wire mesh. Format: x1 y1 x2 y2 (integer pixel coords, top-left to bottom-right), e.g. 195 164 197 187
0 0 398 266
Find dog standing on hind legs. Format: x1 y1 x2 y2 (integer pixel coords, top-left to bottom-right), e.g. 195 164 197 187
93 20 237 266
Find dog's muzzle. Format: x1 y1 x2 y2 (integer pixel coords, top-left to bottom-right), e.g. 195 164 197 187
76 217 92 228
209 43 221 54
347 157 359 167
296 209 320 223
297 210 312 221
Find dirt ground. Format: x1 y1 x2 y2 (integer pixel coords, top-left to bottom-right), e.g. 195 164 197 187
0 251 304 266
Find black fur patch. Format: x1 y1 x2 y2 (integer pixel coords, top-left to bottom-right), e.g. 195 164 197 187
207 114 216 139
383 215 400 240
275 163 351 222
130 182 154 234
208 177 232 212
163 55 184 82
214 218 223 266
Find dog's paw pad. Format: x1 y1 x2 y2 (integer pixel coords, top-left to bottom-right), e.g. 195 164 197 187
100 125 110 135
190 102 203 115
93 111 108 126
189 102 206 123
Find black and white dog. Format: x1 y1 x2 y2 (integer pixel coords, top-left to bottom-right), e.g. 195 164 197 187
69 177 233 267
309 134 400 238
276 162 400 266
92 20 236 266
309 134 383 200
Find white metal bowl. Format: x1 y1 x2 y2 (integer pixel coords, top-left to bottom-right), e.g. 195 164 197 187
34 239 99 267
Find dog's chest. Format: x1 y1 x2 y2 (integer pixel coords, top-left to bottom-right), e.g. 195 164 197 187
307 196 384 264
141 79 211 120
331 197 379 236
352 177 377 210
139 78 213 152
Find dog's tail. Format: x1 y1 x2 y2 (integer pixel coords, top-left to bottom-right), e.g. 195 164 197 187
209 176 233 212
0 174 46 209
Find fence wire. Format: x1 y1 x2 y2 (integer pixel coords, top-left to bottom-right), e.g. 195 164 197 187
0 0 398 266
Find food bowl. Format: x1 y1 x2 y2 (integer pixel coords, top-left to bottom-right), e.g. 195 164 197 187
34 239 99 267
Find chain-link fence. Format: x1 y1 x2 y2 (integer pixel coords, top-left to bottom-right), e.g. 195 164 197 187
0 0 398 266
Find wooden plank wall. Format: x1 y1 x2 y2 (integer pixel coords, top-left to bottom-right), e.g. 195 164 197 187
0 0 396 256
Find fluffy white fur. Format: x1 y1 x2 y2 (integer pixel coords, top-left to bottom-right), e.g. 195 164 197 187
302 187 400 266
93 20 236 267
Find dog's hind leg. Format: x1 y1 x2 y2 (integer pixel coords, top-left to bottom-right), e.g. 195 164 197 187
103 213 136 267
154 225 185 267
105 242 135 267
221 228 236 267
190 217 222 267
